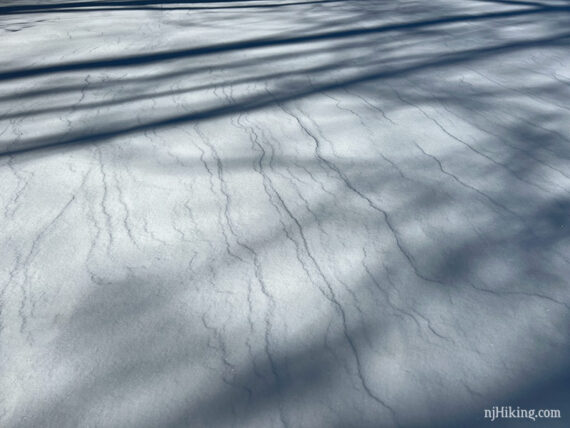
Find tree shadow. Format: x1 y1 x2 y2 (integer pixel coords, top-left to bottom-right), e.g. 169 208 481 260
2 0 570 426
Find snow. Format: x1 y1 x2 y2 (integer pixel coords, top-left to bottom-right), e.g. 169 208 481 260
1 1 569 426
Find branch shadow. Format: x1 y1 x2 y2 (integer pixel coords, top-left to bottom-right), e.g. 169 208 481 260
2 0 570 426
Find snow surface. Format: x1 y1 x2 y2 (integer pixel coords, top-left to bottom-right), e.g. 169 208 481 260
1 0 569 426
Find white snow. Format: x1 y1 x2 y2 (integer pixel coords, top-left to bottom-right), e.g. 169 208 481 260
1 1 569 426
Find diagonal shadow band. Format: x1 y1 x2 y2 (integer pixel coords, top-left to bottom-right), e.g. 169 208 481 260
1 4 569 82
1 31 569 158
0 0 347 15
